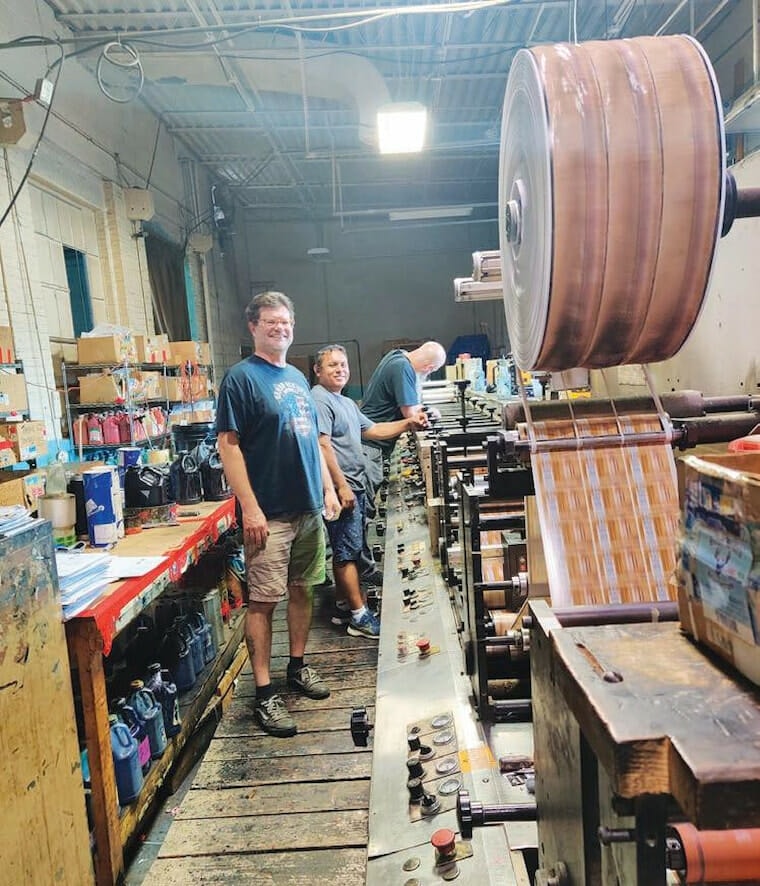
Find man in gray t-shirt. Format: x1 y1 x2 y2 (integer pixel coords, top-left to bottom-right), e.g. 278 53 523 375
312 345 426 637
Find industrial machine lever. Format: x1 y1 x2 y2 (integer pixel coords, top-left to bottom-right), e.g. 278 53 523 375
350 707 373 747
456 789 536 839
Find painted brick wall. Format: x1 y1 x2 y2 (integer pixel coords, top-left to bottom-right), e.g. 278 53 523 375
0 2 239 455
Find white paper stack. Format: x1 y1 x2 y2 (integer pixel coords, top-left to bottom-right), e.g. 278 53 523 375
0 505 34 535
56 552 112 619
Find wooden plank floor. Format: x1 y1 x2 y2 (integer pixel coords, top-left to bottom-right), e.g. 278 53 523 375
145 591 378 885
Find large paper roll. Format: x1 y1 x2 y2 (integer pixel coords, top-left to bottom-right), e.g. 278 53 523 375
499 35 725 372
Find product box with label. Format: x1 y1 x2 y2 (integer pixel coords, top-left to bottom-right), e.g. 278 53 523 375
0 326 15 363
0 439 16 468
0 372 28 414
162 372 209 402
77 334 137 366
1 420 48 461
0 469 46 510
133 370 162 400
677 451 760 687
168 340 211 366
135 333 170 364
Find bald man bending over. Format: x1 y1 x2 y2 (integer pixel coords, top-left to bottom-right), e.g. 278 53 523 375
360 341 447 529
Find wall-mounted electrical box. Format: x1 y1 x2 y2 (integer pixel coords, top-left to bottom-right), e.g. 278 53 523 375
124 187 155 221
0 100 26 146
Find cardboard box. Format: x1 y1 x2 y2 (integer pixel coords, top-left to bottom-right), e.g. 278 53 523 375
0 469 45 511
0 439 16 468
0 372 28 414
677 452 760 687
169 341 211 366
132 370 162 401
162 372 209 402
79 373 122 405
77 334 137 366
1 420 48 461
135 333 170 364
0 326 15 363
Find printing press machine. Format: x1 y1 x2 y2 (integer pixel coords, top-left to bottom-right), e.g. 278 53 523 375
356 383 760 885
353 32 760 886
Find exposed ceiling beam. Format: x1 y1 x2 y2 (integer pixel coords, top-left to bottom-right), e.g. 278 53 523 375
167 121 496 134
54 2 570 29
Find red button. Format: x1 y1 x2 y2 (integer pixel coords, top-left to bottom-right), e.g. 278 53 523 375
416 637 431 654
431 828 456 853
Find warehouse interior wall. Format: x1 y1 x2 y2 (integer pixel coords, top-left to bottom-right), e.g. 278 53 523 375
232 216 510 385
0 0 240 451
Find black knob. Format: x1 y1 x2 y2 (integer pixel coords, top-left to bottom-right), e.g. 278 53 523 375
458 789 474 838
408 733 421 751
406 756 424 779
350 707 373 747
408 777 425 801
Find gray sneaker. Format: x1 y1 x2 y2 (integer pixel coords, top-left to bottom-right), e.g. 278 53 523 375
287 665 331 699
254 694 297 737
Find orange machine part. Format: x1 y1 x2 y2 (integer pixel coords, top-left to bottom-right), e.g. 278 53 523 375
674 822 760 884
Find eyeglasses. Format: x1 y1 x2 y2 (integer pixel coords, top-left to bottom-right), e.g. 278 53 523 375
257 318 293 329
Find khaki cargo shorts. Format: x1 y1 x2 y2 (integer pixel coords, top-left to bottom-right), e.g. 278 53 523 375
244 511 325 603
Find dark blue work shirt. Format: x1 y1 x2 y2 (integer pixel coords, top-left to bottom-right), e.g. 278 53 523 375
216 356 322 517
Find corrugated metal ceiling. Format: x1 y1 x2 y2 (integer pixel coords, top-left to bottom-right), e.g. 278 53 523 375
42 1 746 227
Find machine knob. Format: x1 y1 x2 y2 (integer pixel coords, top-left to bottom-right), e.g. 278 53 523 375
407 733 421 751
407 756 424 779
421 791 441 815
431 828 457 858
457 789 474 838
457 788 537 838
350 707 373 747
408 777 425 802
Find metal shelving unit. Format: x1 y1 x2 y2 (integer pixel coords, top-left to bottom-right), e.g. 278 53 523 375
62 361 171 452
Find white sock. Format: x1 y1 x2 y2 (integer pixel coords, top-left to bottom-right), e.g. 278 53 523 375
351 606 367 620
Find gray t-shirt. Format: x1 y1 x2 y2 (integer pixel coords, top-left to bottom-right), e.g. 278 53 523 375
312 385 374 491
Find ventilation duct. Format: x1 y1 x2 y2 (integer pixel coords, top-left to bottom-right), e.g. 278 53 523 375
142 39 391 146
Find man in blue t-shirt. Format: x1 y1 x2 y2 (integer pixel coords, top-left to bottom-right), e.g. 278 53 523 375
359 342 447 573
217 291 340 738
312 345 426 637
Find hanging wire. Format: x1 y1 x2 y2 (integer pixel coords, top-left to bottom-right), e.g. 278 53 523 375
95 40 144 104
0 39 64 230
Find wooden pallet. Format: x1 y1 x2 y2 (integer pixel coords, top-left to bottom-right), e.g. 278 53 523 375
146 592 378 885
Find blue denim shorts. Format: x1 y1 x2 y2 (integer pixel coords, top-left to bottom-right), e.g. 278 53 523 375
326 490 366 565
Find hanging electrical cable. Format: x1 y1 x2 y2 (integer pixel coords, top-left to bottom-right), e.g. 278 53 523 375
0 39 64 230
95 40 144 104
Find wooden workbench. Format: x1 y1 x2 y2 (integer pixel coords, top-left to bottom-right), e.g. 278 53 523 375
65 499 244 886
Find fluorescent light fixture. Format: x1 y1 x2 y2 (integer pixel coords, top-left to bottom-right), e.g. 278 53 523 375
389 205 473 222
454 277 503 302
377 102 427 154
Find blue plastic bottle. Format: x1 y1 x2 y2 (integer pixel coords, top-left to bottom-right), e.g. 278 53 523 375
191 611 216 664
128 680 167 759
173 627 197 692
109 714 143 805
114 697 151 775
181 616 205 677
145 663 182 738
